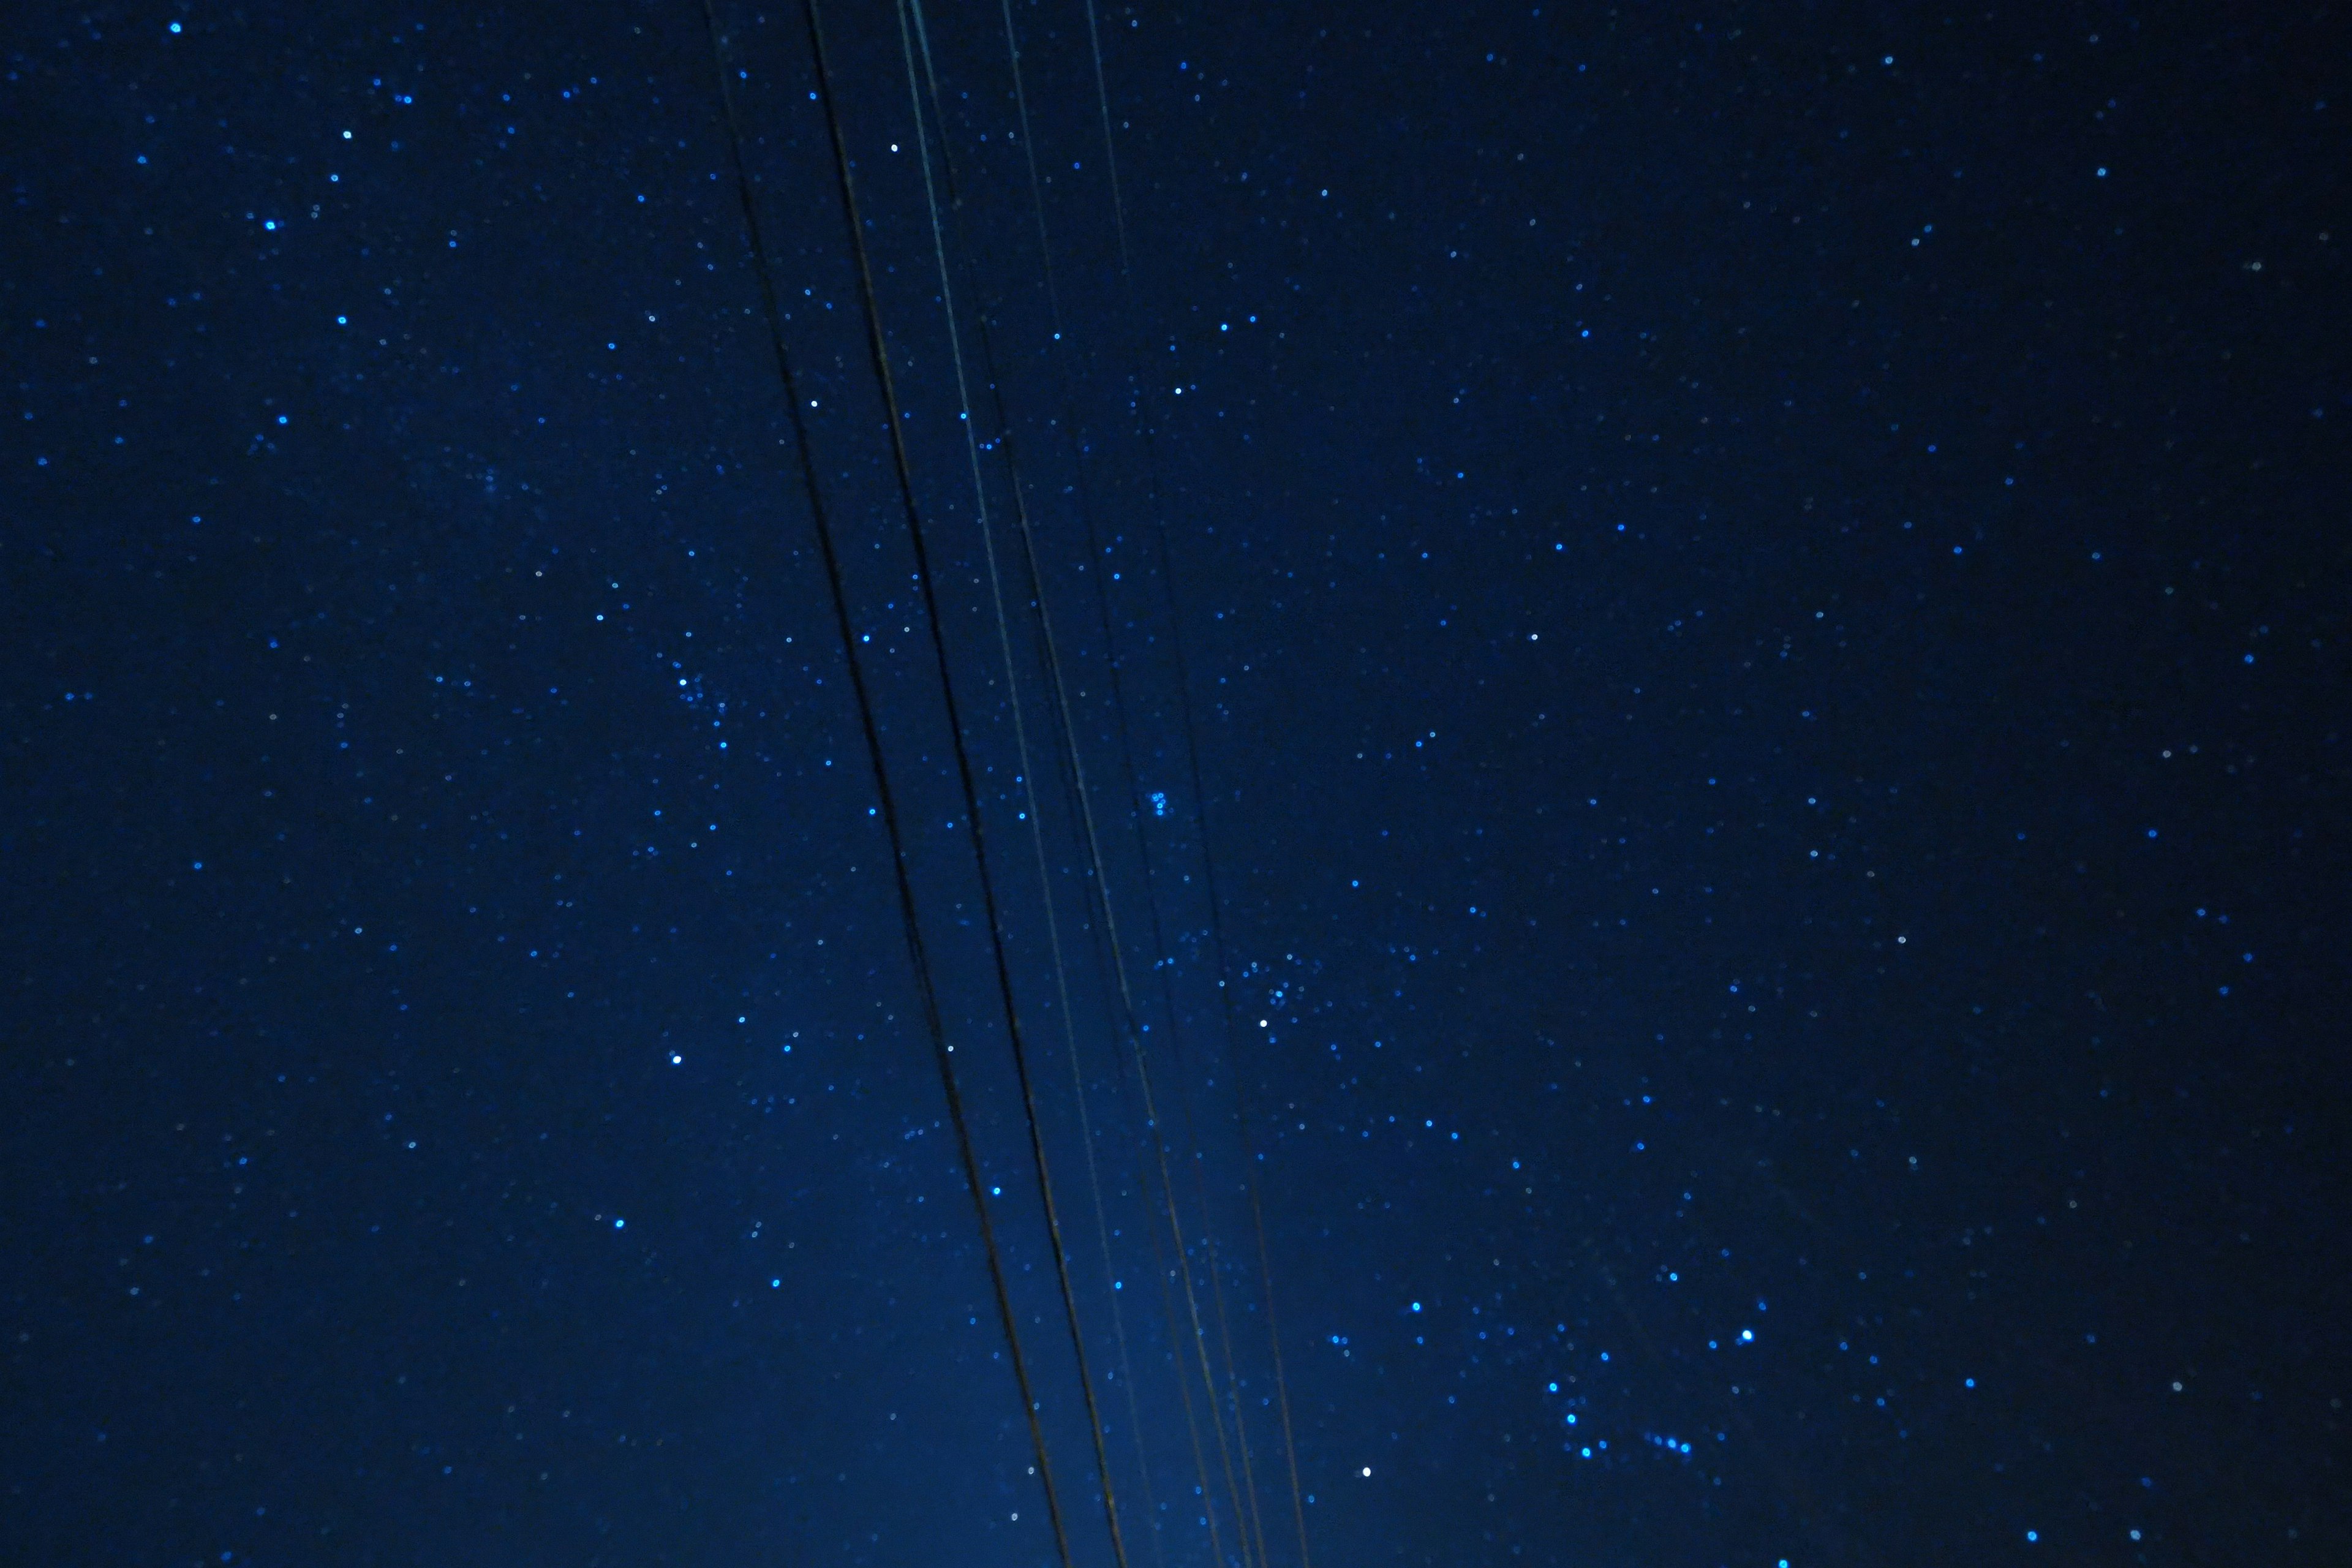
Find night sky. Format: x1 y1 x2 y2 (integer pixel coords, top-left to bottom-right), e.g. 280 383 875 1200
6 1 2348 1564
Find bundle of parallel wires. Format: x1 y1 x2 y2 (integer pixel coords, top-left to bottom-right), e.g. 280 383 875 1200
695 3 1316 1566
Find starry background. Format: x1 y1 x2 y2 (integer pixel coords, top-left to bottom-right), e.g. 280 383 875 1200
4 1 2348 1564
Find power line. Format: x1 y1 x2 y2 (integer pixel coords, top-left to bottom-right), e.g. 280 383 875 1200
902 9 1194 1566
698 6 1076 1567
967 7 1267 1562
892 5 1134 1566
707 5 1306 1563
1077 0 1129 272
1070 10 1318 1562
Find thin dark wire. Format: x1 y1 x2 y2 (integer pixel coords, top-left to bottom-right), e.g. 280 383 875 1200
979 9 1267 1562
1072 13 1316 1564
1140 343 1313 1568
958 313 1257 1567
704 6 1077 1567
1202 1189 1272 1568
894 6 1133 1567
992 0 1066 333
1144 494 1308 1568
918 9 1250 1559
1045 200 1280 1568
903 10 1182 1565
1128 1141 1219 1559
1077 0 1129 271
1082 899 1237 1568
1033 606 1261 1568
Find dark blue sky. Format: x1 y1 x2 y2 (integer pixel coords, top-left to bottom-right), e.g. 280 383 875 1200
5 2 2346 1564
